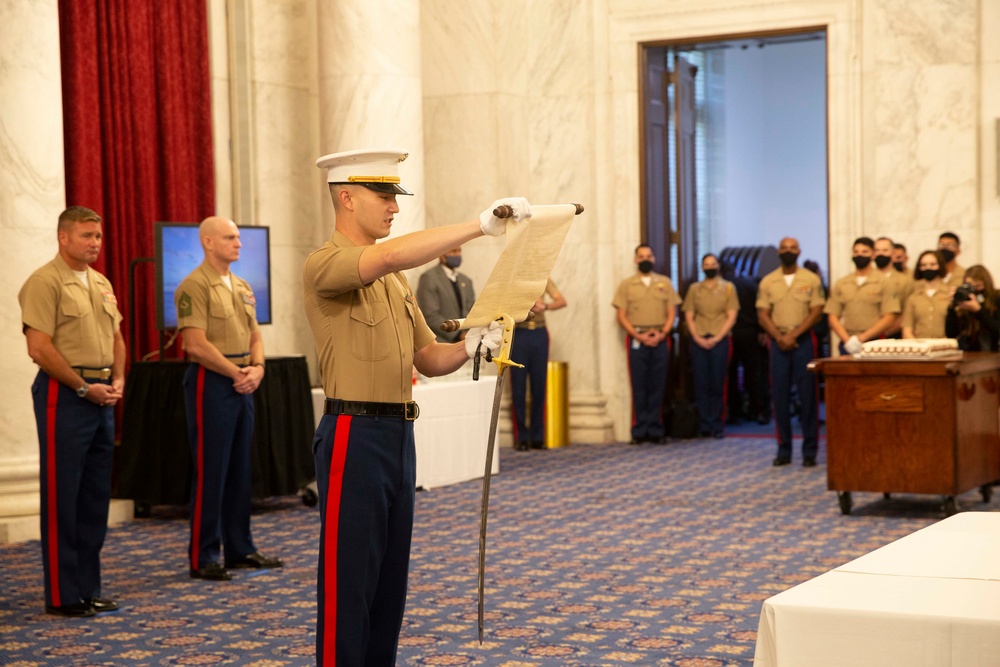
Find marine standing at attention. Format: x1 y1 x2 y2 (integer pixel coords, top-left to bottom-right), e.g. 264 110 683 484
303 147 529 666
19 206 125 617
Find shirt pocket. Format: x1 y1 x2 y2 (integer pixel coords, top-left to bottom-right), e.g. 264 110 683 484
350 295 391 361
209 292 235 319
60 294 92 339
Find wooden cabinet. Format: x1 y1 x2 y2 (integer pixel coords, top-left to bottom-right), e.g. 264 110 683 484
810 353 1000 515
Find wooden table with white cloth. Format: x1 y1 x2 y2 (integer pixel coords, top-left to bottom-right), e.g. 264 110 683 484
753 511 1000 666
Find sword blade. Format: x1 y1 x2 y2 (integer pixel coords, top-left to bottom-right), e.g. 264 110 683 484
477 366 506 643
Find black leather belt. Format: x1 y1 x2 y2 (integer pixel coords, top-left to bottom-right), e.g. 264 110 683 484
324 398 420 421
73 367 112 380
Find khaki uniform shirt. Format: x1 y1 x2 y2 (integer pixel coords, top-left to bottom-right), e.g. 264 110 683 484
943 264 966 286
882 270 915 310
756 268 826 332
19 254 123 367
519 278 558 328
901 283 950 338
823 270 901 336
175 261 259 356
612 273 681 328
682 279 739 335
303 230 436 402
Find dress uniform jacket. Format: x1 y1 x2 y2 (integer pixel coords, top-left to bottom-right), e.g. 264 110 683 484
823 270 901 336
416 263 475 342
302 229 436 666
175 261 261 572
19 254 122 609
901 283 951 338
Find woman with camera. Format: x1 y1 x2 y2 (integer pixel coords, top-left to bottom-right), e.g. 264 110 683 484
945 265 1000 351
902 250 951 339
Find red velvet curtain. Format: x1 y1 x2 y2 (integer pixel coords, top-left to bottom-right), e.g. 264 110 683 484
59 0 214 362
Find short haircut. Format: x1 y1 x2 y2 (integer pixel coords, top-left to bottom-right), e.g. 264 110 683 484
58 206 102 232
893 242 907 252
701 252 718 264
939 231 960 245
853 236 875 249
875 236 893 245
635 243 652 255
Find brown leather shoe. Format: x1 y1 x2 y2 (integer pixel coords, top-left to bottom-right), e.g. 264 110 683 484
225 552 283 569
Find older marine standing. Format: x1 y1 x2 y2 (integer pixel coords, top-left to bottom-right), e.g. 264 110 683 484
613 244 681 444
757 237 825 467
175 217 282 581
303 147 526 666
19 206 125 617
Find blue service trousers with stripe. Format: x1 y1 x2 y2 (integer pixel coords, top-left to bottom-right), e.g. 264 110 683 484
627 335 670 440
31 371 114 608
510 327 550 445
182 365 256 570
313 412 416 667
690 336 731 435
768 333 819 461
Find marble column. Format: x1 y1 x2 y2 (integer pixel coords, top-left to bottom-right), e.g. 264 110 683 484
0 0 63 537
315 0 426 241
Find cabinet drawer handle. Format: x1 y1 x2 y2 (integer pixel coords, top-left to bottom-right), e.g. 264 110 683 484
879 393 897 401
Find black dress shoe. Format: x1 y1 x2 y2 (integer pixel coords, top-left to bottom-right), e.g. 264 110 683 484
85 597 119 613
772 456 791 467
713 431 725 439
226 552 283 569
803 457 817 467
190 562 233 580
515 442 530 451
530 441 545 450
629 437 644 445
46 602 95 617
756 413 771 425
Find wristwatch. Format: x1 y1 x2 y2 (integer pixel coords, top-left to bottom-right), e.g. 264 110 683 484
76 383 90 398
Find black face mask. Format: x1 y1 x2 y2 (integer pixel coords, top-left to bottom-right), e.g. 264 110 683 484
938 249 956 264
779 252 798 267
919 269 939 282
703 268 718 279
893 261 905 272
874 255 892 269
852 256 872 270
638 260 654 274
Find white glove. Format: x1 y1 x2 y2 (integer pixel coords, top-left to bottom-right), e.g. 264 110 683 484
465 321 504 359
844 335 863 355
479 197 532 237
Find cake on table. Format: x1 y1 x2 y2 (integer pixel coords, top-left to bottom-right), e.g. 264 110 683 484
856 338 962 359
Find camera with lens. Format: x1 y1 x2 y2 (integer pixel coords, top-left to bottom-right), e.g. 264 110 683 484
952 283 978 308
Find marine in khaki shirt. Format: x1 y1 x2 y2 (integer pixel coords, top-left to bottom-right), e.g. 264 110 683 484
873 236 914 337
612 270 681 333
302 229 436 403
682 274 739 338
756 267 826 341
824 238 901 347
902 250 951 339
175 260 259 358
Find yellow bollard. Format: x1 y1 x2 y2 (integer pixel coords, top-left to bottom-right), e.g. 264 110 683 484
544 361 569 448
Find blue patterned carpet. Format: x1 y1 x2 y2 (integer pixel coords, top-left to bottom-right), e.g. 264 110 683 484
2 434 996 666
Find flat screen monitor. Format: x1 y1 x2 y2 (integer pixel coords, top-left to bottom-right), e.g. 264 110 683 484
154 222 272 330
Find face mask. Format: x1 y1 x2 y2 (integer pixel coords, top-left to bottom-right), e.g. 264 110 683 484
893 261 904 272
874 255 892 269
938 249 955 264
919 269 938 282
852 256 872 270
779 252 798 267
703 268 718 279
638 260 654 274
444 256 462 269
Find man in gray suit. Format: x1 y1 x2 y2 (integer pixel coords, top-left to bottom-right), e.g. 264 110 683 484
417 247 476 342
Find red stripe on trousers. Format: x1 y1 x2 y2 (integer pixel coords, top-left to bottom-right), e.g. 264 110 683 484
323 415 353 666
190 367 206 571
45 377 61 607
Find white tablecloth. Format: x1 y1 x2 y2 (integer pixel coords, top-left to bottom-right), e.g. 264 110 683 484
754 512 1000 666
311 379 499 490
